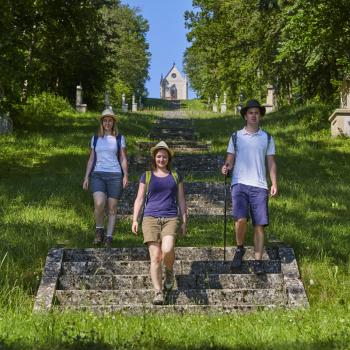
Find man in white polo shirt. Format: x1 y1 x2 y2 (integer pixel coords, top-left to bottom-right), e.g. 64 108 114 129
221 99 278 274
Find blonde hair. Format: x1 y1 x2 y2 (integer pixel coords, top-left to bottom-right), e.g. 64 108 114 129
98 117 117 137
151 149 172 171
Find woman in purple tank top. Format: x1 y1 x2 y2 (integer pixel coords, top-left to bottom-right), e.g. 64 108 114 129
132 141 187 305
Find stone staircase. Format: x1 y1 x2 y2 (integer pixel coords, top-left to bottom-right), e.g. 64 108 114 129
137 113 211 154
34 246 308 313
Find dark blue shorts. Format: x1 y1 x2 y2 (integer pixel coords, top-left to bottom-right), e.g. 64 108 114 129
90 172 123 199
231 183 269 226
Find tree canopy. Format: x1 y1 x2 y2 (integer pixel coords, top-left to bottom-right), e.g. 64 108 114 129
0 0 150 112
184 0 350 105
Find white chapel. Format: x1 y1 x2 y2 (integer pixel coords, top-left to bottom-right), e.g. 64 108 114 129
160 63 188 100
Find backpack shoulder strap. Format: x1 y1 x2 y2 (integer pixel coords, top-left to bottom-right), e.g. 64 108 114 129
116 134 124 175
171 170 179 186
265 131 272 154
90 135 98 175
231 131 238 153
145 171 151 197
116 134 122 154
93 135 98 149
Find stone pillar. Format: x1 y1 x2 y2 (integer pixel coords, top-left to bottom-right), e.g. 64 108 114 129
122 93 128 112
221 92 227 113
264 84 276 113
341 79 350 108
0 113 13 134
75 85 87 113
236 92 244 115
329 78 350 137
132 94 138 112
213 94 218 113
104 91 112 109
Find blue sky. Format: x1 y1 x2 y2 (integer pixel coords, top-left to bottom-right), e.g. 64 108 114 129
121 0 195 98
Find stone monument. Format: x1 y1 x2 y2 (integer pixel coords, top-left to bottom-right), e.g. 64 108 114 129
221 92 227 113
75 85 87 113
132 94 137 112
264 84 276 113
213 94 218 113
329 79 350 137
122 93 128 112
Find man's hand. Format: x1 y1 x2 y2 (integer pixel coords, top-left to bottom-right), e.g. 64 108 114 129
221 163 230 176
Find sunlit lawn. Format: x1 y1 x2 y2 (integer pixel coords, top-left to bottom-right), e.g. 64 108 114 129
0 105 349 349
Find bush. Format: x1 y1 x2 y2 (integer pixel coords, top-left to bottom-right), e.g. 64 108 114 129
14 92 74 127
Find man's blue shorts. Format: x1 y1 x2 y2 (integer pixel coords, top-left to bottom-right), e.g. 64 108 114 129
231 183 269 226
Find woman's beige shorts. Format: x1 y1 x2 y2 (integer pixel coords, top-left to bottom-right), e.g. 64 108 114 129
142 216 179 244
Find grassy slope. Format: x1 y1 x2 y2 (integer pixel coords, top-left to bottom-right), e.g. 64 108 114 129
0 105 349 349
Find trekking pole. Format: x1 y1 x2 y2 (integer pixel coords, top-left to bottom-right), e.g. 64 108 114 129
223 165 229 261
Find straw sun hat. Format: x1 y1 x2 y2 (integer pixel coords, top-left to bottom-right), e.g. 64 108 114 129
150 141 174 158
98 108 118 121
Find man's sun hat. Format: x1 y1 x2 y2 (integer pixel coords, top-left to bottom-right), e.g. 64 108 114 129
150 141 174 158
98 108 118 121
240 99 266 118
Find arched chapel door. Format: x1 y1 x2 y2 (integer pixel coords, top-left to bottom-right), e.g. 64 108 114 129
170 85 177 100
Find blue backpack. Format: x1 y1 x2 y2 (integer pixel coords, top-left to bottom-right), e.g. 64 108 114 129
91 134 124 175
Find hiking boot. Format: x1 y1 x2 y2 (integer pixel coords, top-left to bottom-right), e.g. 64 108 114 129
254 260 264 275
93 228 104 245
164 267 175 291
231 247 246 269
152 290 164 305
105 236 113 248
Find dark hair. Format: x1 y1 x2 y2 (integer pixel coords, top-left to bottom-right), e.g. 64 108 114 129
151 148 172 171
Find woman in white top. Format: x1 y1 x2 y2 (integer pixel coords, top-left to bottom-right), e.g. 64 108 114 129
83 109 128 247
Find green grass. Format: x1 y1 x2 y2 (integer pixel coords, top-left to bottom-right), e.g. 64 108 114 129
1 105 350 349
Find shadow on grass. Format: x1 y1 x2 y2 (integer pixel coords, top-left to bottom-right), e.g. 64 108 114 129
1 339 347 350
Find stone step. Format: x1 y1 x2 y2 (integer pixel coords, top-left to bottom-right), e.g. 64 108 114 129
137 141 211 153
56 288 286 306
152 125 195 134
149 131 198 141
61 260 281 276
156 119 193 127
63 247 279 262
129 155 224 174
58 273 284 290
59 304 280 314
